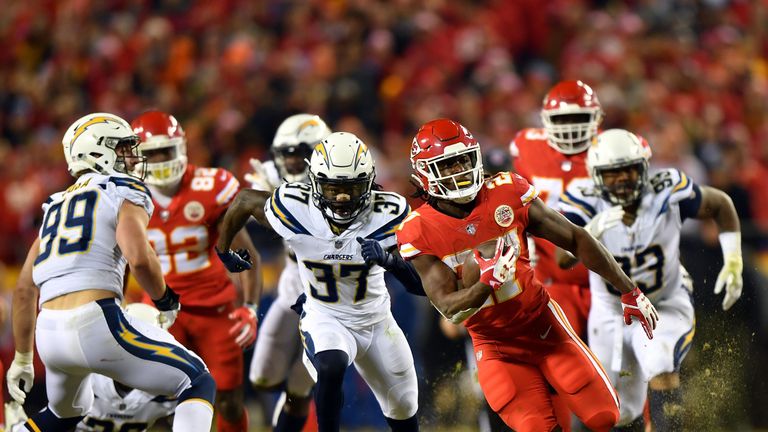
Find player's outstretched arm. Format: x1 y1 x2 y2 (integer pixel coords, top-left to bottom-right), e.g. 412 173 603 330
527 198 659 338
696 186 742 310
216 189 271 252
411 254 491 323
7 239 40 404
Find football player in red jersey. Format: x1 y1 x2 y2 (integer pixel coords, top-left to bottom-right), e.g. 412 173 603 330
397 119 659 432
131 111 260 432
509 79 603 341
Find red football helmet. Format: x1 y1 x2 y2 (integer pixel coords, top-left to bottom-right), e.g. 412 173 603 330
131 111 188 186
541 80 604 155
410 119 484 203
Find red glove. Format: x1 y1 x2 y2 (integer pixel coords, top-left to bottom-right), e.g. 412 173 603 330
228 304 258 348
621 287 659 339
474 237 518 290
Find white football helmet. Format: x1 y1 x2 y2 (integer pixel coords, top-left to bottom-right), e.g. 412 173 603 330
62 113 145 179
124 303 163 328
273 114 332 183
587 129 652 206
308 132 375 224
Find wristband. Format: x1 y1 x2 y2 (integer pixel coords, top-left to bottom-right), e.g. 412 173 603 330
14 351 33 364
719 232 741 259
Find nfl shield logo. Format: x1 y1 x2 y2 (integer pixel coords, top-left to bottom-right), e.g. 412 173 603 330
335 240 344 249
466 224 477 235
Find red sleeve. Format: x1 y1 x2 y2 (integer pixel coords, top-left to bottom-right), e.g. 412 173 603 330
510 131 532 181
209 169 241 221
396 212 434 260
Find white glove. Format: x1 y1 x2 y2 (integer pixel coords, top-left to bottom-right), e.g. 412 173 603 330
714 252 743 311
4 401 28 429
158 308 179 330
6 351 34 404
585 205 624 240
244 158 278 192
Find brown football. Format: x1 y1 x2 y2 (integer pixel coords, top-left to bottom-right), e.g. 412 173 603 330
461 239 499 288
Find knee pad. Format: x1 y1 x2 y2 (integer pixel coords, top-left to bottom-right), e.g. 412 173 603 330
179 372 217 406
383 380 418 420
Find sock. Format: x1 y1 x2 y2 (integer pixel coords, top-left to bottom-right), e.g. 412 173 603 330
649 387 683 431
173 399 214 432
385 415 419 432
217 407 248 432
275 410 309 432
24 407 83 431
312 350 348 432
612 415 645 432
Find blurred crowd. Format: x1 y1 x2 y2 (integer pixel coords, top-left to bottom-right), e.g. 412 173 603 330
1 0 768 428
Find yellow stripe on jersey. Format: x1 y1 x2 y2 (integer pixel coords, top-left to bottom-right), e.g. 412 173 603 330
521 185 538 205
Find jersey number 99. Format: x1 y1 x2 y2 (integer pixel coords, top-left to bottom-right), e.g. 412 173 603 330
35 190 98 265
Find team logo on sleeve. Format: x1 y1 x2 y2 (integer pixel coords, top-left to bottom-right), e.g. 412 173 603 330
183 201 205 222
494 205 514 227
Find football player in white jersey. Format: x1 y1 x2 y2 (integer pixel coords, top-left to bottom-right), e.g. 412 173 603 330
5 304 178 432
5 113 216 432
557 129 742 430
242 113 331 432
217 132 420 432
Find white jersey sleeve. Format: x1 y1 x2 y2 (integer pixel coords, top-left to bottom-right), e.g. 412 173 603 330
107 174 155 217
361 191 410 250
557 181 602 227
264 182 314 241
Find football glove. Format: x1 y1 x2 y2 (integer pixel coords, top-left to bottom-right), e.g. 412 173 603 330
152 286 180 330
244 158 279 192
621 287 659 340
474 237 519 290
6 351 33 404
357 237 391 267
216 247 252 273
229 304 258 348
4 401 28 429
714 252 743 311
585 205 624 240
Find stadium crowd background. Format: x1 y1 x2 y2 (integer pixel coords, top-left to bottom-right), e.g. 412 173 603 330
0 0 766 430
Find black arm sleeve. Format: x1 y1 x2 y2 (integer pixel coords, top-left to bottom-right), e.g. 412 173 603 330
383 250 427 297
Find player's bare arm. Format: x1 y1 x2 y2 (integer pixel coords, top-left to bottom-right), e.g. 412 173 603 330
116 200 166 301
216 189 272 252
695 186 740 230
12 238 40 355
411 253 492 321
526 198 635 294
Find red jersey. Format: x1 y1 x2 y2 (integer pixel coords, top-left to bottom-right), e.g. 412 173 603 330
145 165 240 307
397 172 549 342
510 128 590 286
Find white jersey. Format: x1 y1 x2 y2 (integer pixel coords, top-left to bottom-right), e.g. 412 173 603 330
76 374 176 432
558 168 699 303
264 183 410 328
32 173 154 304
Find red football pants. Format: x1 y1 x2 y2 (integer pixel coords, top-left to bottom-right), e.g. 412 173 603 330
169 303 243 391
473 301 619 432
545 282 591 340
